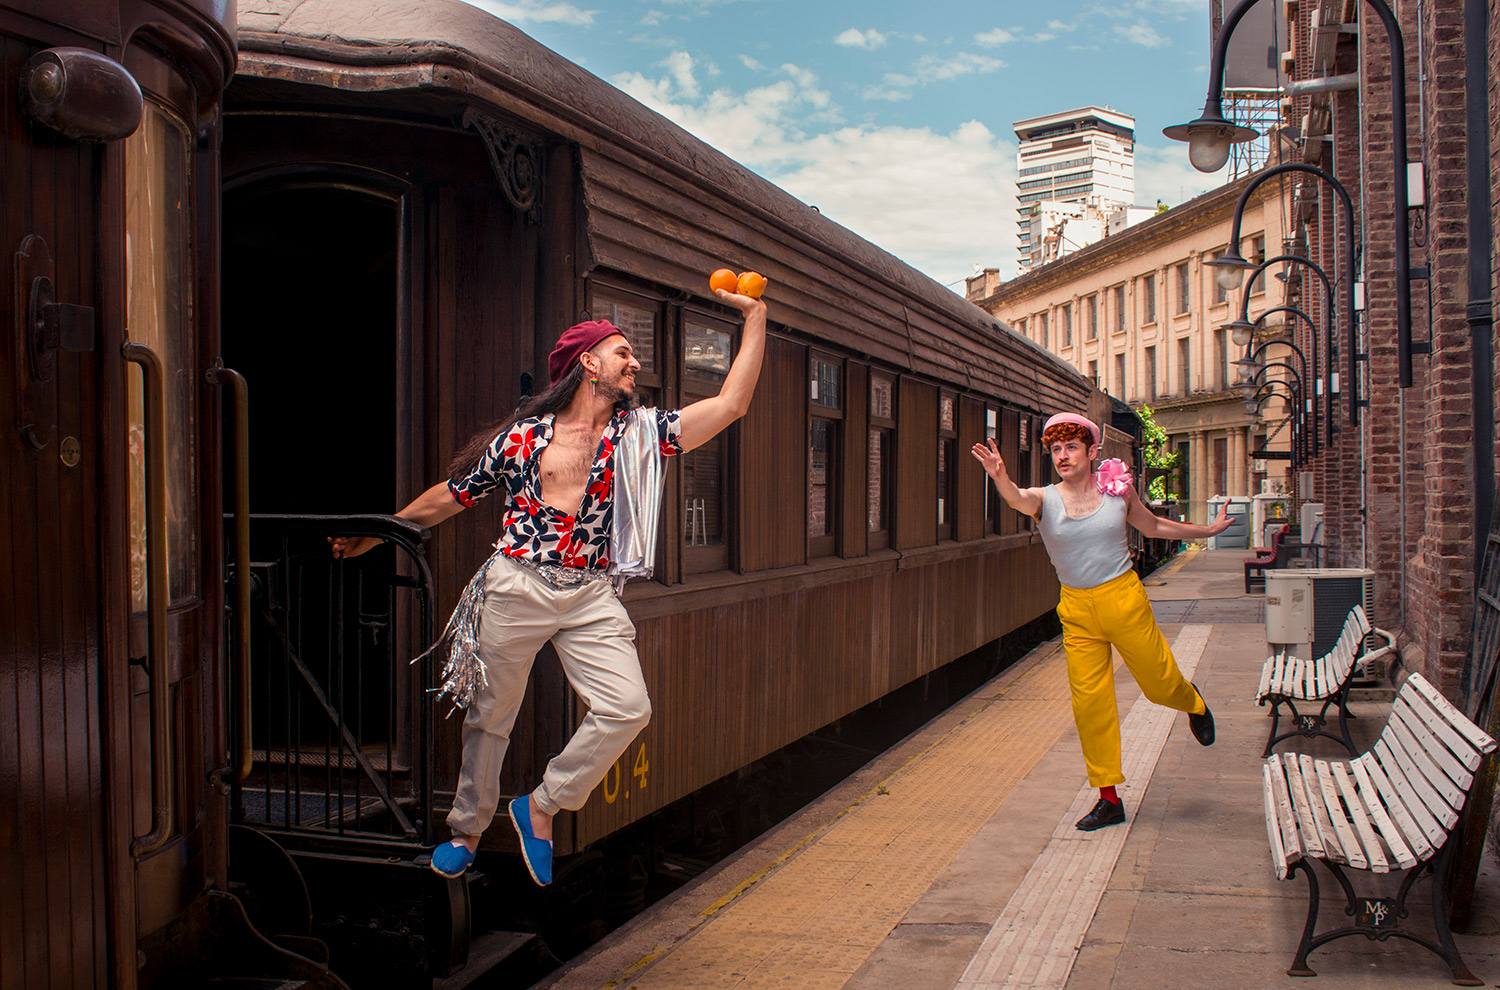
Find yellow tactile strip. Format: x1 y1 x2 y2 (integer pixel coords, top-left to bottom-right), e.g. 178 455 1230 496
614 641 1082 990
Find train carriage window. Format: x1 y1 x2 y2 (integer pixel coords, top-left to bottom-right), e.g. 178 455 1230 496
983 406 998 535
592 288 661 394
682 314 737 572
1017 414 1035 531
868 375 896 549
809 354 843 558
937 392 957 542
125 101 197 607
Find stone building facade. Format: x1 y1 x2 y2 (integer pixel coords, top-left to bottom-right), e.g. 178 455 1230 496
967 173 1294 525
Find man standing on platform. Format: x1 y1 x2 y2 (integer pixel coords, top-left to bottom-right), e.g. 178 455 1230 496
332 287 767 883
971 413 1230 831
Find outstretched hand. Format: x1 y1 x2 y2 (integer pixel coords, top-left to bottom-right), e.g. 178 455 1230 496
713 288 768 317
970 437 1008 481
328 535 380 559
1208 502 1232 535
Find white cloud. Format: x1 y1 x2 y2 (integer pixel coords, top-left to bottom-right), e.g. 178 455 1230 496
458 0 596 26
740 54 765 71
835 27 887 49
662 51 700 97
912 51 1006 80
612 66 1019 287
1120 23 1170 47
1047 19 1077 31
1132 144 1221 210
974 27 1019 46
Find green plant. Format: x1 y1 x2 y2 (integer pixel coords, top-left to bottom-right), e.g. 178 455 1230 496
1137 405 1181 501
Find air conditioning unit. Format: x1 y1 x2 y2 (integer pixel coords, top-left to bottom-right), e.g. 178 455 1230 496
1265 568 1377 668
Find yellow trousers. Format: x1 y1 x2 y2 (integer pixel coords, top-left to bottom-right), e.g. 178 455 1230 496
1057 569 1204 787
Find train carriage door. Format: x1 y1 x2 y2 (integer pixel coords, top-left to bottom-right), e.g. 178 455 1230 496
1 37 113 989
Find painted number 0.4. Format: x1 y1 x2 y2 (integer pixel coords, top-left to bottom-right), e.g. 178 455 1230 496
603 743 650 804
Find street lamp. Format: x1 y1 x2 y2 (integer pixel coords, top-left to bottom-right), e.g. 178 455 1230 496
1251 255 1341 432
1207 162 1364 426
1232 335 1318 453
1244 380 1308 466
1170 0 1417 388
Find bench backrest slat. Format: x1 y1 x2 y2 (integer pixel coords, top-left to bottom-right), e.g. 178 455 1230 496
1348 756 1419 869
1385 716 1467 810
1365 743 1448 848
1406 673 1499 755
1375 735 1460 831
1398 691 1484 773
1393 697 1474 788
1356 750 1439 856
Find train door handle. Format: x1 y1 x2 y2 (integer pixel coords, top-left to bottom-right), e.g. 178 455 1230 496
28 273 96 381
122 341 174 855
14 232 95 450
205 361 253 783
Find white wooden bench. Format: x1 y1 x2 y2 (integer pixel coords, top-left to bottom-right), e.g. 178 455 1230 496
1256 605 1393 757
1262 671 1498 983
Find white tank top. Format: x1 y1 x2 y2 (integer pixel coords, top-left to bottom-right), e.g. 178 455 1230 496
1037 484 1132 590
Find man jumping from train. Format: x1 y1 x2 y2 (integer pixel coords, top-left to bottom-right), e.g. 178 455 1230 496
331 287 767 883
971 413 1231 831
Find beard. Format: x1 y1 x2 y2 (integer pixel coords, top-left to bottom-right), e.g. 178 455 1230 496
594 366 634 405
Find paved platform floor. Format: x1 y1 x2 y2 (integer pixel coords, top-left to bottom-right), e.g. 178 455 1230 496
538 549 1500 990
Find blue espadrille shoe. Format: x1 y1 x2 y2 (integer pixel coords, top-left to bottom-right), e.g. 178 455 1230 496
508 795 553 886
430 840 477 878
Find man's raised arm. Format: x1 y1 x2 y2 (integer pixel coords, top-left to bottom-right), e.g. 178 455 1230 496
677 290 768 452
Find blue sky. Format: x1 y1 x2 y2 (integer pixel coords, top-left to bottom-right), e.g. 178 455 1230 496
460 0 1230 290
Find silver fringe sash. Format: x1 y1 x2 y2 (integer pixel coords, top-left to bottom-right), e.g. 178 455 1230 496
608 408 667 593
415 548 500 715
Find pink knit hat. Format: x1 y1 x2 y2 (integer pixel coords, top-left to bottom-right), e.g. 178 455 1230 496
548 319 625 384
1042 412 1101 447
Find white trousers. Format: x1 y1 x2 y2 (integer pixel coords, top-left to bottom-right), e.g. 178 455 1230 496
445 555 651 837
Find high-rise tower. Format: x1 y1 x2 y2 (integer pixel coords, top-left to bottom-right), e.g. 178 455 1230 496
1013 107 1136 273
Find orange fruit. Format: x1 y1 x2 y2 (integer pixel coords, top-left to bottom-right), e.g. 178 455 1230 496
709 268 739 294
736 270 768 299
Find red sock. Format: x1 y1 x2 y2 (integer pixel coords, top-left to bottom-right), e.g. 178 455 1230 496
1100 785 1121 805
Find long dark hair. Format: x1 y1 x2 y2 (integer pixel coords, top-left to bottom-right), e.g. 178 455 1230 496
444 360 638 481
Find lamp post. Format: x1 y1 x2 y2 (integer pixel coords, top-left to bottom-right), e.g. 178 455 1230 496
1240 362 1308 464
1236 254 1339 434
1168 0 1416 388
1229 310 1321 451
1244 380 1307 466
1201 162 1363 426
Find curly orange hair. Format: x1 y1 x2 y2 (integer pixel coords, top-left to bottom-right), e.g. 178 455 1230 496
1041 422 1095 448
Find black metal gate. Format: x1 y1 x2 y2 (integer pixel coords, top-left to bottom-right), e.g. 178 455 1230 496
226 514 437 856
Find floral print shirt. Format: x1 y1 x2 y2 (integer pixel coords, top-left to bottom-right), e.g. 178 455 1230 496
448 407 683 569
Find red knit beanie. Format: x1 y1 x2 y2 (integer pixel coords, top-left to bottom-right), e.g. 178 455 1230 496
548 320 624 385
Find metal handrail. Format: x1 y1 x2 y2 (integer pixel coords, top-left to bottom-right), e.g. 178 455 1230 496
124 341 173 856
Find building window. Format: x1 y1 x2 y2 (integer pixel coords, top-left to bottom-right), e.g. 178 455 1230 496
1143 273 1156 324
1113 284 1126 333
1213 267 1227 305
1215 328 1229 390
1178 337 1191 395
1145 345 1157 400
1038 311 1049 348
868 375 895 550
809 355 843 557
937 393 957 541
1015 318 1025 338
682 316 736 572
1062 303 1073 347
1250 234 1266 266
1087 295 1098 340
1115 352 1127 401
1176 262 1190 315
1089 359 1099 387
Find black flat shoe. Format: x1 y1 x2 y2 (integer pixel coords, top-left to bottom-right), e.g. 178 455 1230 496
1188 682 1215 746
1075 797 1126 831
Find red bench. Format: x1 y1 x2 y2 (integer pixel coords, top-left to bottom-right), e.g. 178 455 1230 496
1244 524 1291 593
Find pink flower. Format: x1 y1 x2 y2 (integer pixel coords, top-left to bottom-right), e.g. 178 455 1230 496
1096 458 1133 497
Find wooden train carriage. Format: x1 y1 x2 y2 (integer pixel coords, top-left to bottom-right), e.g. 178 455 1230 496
1 0 239 986
224 0 1096 857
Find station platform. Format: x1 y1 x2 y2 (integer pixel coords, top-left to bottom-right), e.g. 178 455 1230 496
537 549 1500 990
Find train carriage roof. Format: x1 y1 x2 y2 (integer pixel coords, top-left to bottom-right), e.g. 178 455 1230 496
235 0 1091 409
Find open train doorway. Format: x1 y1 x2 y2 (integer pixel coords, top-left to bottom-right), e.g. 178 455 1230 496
222 184 399 514
221 182 430 849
